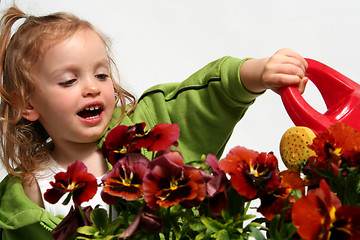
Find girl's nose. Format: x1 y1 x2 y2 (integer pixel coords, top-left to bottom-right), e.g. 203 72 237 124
83 78 100 97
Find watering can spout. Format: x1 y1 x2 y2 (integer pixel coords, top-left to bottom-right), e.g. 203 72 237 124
280 58 360 134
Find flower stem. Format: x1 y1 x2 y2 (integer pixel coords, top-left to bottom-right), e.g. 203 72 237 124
244 200 251 215
109 204 113 221
78 205 86 223
62 192 73 205
163 207 171 240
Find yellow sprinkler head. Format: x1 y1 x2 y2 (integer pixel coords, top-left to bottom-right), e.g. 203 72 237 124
280 126 316 171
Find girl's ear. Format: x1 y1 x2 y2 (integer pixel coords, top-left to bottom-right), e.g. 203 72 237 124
22 101 40 121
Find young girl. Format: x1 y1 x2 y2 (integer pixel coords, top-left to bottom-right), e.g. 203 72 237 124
0 6 307 239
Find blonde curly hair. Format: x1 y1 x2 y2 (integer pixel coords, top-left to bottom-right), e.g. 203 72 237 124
0 6 135 179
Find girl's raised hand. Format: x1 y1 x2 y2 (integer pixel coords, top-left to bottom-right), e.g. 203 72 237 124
240 48 308 94
261 48 308 94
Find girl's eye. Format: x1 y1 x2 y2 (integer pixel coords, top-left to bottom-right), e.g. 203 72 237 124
96 74 109 80
59 79 76 87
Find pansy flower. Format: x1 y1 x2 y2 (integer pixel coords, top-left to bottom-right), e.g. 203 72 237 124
101 153 150 204
142 150 206 209
201 154 230 215
219 146 280 200
258 170 305 221
292 179 360 240
44 160 97 207
119 205 163 239
136 123 180 151
51 206 93 240
309 123 360 172
102 123 146 165
102 123 180 165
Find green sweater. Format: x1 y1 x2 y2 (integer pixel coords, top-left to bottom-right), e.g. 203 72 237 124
0 56 262 239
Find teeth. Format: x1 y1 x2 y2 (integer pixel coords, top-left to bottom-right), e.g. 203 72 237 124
85 113 100 119
85 105 100 111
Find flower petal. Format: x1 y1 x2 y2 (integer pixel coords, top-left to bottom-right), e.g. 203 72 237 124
119 205 163 239
51 206 93 240
219 146 258 174
101 153 149 202
44 187 67 205
292 193 329 240
44 161 97 207
138 123 180 151
219 146 280 199
333 205 360 240
143 151 205 209
205 154 221 174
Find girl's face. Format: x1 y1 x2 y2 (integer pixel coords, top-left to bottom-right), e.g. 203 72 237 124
23 29 116 146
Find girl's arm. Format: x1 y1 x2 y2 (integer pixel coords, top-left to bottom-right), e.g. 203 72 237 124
240 48 308 94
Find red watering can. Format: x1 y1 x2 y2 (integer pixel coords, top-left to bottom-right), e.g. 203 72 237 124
280 58 360 134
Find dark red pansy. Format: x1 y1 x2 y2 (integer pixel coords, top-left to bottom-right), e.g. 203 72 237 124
258 170 305 221
219 146 280 200
51 206 93 240
136 123 179 151
292 180 360 240
331 206 360 240
342 150 360 167
101 153 150 204
202 154 230 215
44 160 97 207
142 150 206 209
101 123 179 165
102 125 135 165
102 123 146 165
309 123 360 172
119 205 163 239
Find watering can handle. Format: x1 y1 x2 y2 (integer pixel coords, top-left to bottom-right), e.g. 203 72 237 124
280 58 357 133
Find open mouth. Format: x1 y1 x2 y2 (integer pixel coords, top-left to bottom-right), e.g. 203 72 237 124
77 105 103 119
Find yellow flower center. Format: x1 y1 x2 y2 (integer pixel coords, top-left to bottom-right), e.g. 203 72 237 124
170 178 179 191
67 182 76 190
120 169 134 186
66 181 82 191
250 165 268 178
331 148 342 157
329 206 336 223
114 147 128 154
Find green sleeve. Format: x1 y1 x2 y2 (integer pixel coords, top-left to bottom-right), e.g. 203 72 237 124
129 56 263 163
0 176 62 239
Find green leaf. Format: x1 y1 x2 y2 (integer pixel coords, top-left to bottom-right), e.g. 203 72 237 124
315 169 339 183
195 232 210 240
283 222 298 240
250 227 266 240
342 169 360 206
243 221 264 232
226 187 246 218
216 229 230 240
236 214 256 223
97 236 117 240
75 236 92 240
201 217 225 232
105 218 124 235
268 214 281 239
77 226 98 236
190 223 207 232
170 220 182 239
90 207 109 232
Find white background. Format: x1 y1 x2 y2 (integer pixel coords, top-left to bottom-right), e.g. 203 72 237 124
1 0 360 181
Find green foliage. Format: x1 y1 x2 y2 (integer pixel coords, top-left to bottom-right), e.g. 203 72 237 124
76 207 123 239
316 167 360 206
